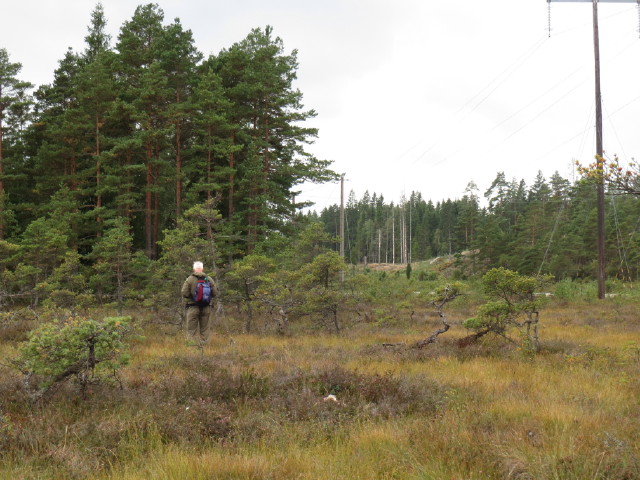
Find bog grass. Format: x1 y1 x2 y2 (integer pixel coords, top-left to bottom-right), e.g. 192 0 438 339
0 297 638 480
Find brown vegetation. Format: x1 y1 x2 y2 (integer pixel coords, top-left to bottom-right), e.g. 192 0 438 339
1 299 639 479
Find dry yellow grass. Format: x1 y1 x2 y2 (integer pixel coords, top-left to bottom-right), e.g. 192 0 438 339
1 299 639 480
120 300 636 478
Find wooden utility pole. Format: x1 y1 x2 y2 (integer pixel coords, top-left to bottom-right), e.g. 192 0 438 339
340 174 345 284
592 0 606 300
548 0 637 299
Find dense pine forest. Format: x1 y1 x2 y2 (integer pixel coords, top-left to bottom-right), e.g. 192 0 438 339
0 3 340 306
0 3 336 250
314 170 640 281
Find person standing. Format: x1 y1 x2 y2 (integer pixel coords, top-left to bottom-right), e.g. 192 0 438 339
181 261 215 344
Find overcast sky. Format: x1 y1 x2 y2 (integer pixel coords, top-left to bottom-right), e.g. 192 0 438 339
3 0 639 210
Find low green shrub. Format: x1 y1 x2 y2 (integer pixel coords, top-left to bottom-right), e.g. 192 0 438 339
554 278 598 301
12 315 137 400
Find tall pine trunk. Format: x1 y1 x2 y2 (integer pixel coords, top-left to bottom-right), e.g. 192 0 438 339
145 142 153 258
122 149 133 224
95 113 102 230
175 89 183 219
175 121 182 219
0 119 4 240
69 151 77 192
153 150 160 259
227 132 236 218
247 195 258 254
206 130 213 202
262 119 270 233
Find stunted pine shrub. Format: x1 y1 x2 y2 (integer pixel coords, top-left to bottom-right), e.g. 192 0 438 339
13 315 136 401
412 282 465 348
463 268 552 351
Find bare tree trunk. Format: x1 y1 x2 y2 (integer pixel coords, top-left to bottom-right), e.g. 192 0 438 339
95 113 103 232
411 285 460 349
412 298 452 348
332 308 340 334
244 281 253 333
412 319 450 349
275 308 288 335
145 143 153 258
176 121 182 219
525 311 540 352
456 328 492 347
0 118 4 240
228 134 235 218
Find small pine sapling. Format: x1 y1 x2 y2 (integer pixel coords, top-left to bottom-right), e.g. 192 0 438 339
12 315 137 401
462 268 552 351
412 282 464 349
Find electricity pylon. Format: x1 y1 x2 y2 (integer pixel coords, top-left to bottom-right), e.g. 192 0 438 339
547 0 638 299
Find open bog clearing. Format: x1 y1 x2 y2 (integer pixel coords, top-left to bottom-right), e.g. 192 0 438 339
1 299 639 480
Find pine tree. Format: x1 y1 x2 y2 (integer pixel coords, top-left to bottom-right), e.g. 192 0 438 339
226 254 275 333
74 51 118 232
15 187 80 304
157 18 203 219
84 3 111 62
188 67 237 208
32 50 84 198
116 4 170 258
216 26 334 252
79 4 116 231
33 45 116 250
457 181 480 250
89 217 133 314
0 48 33 239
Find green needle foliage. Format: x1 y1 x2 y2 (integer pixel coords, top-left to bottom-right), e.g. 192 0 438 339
13 315 137 401
463 267 552 351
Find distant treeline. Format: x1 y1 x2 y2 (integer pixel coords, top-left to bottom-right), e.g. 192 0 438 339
312 171 640 281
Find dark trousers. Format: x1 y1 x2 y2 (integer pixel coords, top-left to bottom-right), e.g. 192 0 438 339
186 305 210 343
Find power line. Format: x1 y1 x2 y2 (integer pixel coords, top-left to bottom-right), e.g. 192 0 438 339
424 70 590 170
411 17 637 172
607 93 640 116
538 200 567 276
575 102 596 161
409 35 549 166
490 79 589 149
484 30 636 157
455 39 548 119
486 65 586 136
602 99 629 160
